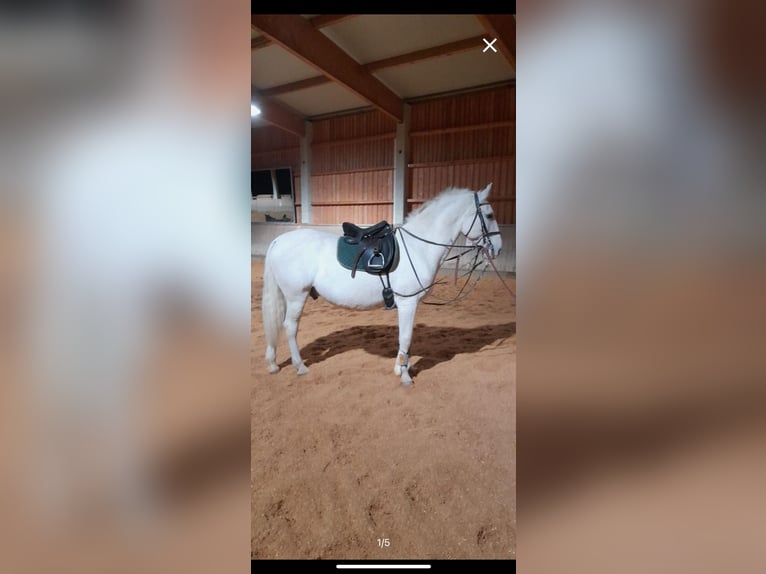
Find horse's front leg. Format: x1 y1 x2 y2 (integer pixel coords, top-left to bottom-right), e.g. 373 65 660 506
394 302 417 386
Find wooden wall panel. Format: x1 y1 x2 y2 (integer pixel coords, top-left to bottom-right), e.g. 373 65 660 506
309 109 396 224
409 85 515 224
312 109 397 142
252 88 515 226
311 204 391 225
310 170 393 224
251 125 300 172
252 124 300 151
312 138 394 174
410 126 514 165
410 158 515 223
251 149 301 172
410 84 515 131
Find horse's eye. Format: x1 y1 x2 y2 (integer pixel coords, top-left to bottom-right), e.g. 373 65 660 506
486 213 494 220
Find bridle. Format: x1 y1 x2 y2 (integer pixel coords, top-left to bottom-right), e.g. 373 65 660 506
465 192 502 258
392 192 510 304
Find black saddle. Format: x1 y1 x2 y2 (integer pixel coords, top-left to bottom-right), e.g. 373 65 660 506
339 220 397 278
336 220 399 309
341 220 391 244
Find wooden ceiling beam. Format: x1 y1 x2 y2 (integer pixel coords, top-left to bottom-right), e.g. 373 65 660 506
252 14 403 122
252 89 306 137
251 35 270 50
260 76 332 97
364 35 485 72
476 14 516 71
308 14 355 28
255 35 486 98
251 14 355 52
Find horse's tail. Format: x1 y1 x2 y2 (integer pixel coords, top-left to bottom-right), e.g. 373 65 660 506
262 246 286 350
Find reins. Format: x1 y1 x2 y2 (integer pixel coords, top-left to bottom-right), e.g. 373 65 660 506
482 246 516 299
391 193 514 306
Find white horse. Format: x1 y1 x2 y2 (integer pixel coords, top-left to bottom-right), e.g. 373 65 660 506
261 184 503 385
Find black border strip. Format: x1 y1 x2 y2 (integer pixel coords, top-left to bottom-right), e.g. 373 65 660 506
252 559 516 572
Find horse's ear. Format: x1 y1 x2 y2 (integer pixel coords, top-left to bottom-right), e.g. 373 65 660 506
479 183 493 201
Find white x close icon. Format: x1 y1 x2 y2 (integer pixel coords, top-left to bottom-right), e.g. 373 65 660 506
483 38 498 53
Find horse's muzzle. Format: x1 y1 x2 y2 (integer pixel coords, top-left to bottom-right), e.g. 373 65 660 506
482 246 497 260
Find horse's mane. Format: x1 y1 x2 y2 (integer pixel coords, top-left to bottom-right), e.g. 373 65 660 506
403 187 474 229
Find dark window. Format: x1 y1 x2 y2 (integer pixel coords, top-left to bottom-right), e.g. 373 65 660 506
251 167 296 223
275 168 293 198
251 170 274 198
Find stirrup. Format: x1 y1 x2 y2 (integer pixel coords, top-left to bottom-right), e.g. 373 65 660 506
368 251 386 270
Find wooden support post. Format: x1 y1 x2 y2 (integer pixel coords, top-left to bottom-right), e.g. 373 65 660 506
393 104 410 224
300 122 312 224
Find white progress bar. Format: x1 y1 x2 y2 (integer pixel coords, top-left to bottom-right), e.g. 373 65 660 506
336 566 431 570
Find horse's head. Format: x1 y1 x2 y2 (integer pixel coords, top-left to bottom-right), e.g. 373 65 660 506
461 183 503 258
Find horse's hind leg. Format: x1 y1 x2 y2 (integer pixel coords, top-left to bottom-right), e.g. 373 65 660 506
284 293 310 375
265 345 279 374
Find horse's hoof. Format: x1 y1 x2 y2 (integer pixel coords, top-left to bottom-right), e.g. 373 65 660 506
268 365 280 374
297 364 309 376
394 364 402 376
400 374 413 386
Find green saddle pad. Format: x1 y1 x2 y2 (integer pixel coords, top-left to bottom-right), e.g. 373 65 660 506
336 236 399 274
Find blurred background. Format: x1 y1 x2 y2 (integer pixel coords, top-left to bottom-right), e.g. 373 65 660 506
0 1 250 572
518 0 766 572
4 0 766 571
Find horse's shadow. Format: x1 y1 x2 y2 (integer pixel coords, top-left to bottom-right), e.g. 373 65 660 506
279 322 515 377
